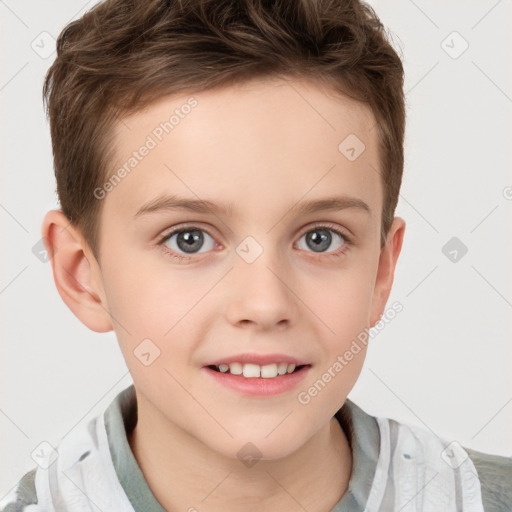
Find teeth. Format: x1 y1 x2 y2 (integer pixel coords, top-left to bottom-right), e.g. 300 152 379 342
243 363 260 378
214 362 302 378
277 362 288 375
260 364 278 378
229 362 243 375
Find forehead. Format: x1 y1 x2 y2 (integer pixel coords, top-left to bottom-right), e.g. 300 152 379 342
105 77 381 223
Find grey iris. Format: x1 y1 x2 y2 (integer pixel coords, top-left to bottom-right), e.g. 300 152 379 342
307 229 331 252
177 230 204 253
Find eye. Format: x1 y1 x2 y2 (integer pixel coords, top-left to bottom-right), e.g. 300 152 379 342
159 226 216 261
157 223 351 263
296 224 350 256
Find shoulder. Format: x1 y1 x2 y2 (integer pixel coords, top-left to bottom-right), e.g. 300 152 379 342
340 400 512 512
0 468 38 512
466 446 512 512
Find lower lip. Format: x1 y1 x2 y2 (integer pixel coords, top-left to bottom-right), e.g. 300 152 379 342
201 365 311 396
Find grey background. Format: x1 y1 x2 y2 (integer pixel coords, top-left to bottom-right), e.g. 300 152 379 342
1 0 511 496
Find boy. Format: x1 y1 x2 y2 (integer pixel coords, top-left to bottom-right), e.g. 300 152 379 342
2 0 511 511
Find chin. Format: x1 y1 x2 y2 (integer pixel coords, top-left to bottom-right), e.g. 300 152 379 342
207 427 308 464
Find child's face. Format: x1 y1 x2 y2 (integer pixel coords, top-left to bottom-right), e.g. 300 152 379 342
87 78 403 459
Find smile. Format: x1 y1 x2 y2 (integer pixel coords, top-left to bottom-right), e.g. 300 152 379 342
202 363 311 396
208 362 306 378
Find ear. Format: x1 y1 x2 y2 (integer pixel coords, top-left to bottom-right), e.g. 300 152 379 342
41 209 113 333
369 217 406 327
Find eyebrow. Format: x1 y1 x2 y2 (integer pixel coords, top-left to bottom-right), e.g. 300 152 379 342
133 193 371 219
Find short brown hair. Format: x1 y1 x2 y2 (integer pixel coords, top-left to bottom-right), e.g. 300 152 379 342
43 0 405 261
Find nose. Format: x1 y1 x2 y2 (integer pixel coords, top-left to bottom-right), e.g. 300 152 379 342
224 246 298 331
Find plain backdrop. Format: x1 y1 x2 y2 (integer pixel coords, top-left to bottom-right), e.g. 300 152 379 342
1 0 511 496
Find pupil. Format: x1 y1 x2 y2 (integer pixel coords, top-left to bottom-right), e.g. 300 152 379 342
307 229 331 252
178 230 204 253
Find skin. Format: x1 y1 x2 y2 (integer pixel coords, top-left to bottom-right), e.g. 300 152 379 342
42 77 405 512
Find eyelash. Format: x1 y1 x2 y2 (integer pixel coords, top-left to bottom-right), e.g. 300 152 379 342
157 222 352 264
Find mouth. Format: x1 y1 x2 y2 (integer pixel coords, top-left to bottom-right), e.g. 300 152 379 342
201 353 312 395
202 362 311 396
206 362 310 378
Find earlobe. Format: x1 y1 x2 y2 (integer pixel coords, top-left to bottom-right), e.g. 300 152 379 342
369 217 406 327
41 210 113 333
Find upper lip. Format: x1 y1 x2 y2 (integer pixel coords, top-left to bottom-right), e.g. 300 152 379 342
204 353 311 367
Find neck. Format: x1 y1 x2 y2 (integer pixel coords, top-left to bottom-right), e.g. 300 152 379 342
128 395 352 512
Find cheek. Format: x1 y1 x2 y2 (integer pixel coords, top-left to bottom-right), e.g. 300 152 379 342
101 252 218 380
299 261 376 394
305 260 377 333
102 248 196 330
